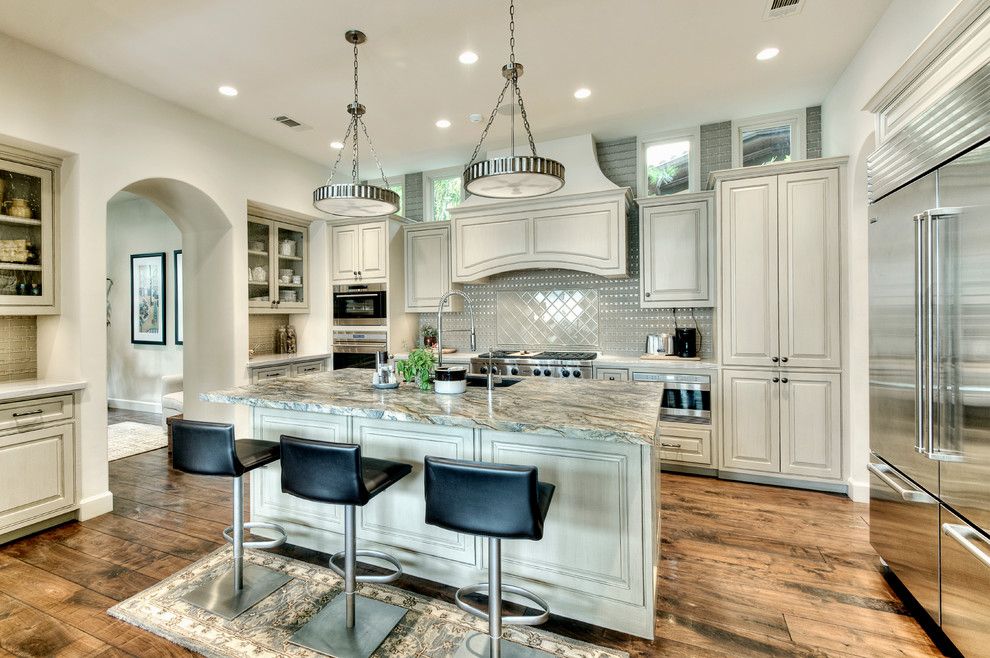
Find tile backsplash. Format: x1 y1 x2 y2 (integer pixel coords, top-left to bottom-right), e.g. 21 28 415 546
496 289 600 349
0 315 37 381
249 314 290 355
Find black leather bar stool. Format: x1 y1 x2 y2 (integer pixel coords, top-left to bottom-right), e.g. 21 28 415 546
424 456 555 658
280 435 413 658
170 419 291 619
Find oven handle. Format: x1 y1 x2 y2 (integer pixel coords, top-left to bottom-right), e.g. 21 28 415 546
335 293 379 299
333 345 387 353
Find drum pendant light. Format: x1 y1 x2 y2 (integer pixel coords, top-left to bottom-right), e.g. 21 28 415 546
463 0 565 199
313 30 399 217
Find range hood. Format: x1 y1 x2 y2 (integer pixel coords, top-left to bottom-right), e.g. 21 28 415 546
449 134 631 282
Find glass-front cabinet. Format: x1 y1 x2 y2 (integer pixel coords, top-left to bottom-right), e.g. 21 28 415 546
247 212 309 314
0 148 60 314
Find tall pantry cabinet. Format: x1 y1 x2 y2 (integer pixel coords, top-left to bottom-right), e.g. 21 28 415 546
712 157 847 487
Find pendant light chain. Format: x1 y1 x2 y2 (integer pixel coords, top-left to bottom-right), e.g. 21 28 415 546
351 38 360 185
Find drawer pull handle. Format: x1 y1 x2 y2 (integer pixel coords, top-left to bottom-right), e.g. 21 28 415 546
12 409 45 418
943 523 990 569
661 442 682 449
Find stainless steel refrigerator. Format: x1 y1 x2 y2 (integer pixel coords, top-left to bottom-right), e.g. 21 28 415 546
869 140 990 656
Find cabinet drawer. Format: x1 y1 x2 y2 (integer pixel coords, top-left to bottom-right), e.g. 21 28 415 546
657 423 712 465
293 360 326 375
0 394 74 432
596 368 629 382
253 366 291 383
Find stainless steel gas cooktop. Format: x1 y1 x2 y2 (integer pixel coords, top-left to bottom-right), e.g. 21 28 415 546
470 350 597 379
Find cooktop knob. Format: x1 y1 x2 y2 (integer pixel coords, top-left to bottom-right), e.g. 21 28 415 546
561 370 570 377
543 368 552 377
573 370 582 378
479 366 488 374
533 369 541 376
510 367 519 376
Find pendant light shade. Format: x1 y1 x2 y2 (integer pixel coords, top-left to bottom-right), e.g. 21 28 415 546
463 2 565 199
314 31 399 217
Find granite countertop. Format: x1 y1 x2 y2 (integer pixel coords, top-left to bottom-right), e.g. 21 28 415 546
246 352 333 369
0 378 87 402
203 368 662 445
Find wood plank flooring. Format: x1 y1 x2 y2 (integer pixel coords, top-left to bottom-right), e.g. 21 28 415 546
0 434 950 657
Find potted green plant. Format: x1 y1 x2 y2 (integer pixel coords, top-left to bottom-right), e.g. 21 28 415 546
422 324 438 349
396 347 437 391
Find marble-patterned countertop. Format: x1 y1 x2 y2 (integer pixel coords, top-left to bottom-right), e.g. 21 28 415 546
203 368 662 445
0 378 87 402
246 352 333 369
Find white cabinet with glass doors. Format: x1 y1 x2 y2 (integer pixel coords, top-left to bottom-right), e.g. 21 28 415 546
248 213 310 314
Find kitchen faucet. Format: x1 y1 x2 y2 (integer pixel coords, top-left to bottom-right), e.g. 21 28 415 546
436 291 476 369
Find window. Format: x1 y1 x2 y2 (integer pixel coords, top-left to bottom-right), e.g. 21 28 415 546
637 128 700 198
368 177 404 217
423 166 463 222
731 109 806 168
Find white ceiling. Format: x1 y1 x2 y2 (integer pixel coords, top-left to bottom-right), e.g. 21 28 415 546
0 0 891 177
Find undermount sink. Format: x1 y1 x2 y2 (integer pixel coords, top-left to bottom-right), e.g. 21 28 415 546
465 376 523 388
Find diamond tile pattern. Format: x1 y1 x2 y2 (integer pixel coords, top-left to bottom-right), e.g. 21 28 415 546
496 290 600 349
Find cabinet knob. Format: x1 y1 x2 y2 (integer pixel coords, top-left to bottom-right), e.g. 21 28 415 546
781 357 789 363
645 292 651 298
771 356 779 363
781 377 789 384
772 377 780 383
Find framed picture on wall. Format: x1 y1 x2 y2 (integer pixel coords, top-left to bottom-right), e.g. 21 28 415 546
130 252 166 345
174 250 183 345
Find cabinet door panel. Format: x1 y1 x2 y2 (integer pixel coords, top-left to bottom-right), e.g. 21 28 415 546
405 225 455 312
0 423 74 532
331 225 359 283
720 178 779 366
454 214 531 279
780 371 841 479
532 204 620 271
641 200 713 306
358 223 387 281
778 170 841 368
721 369 779 472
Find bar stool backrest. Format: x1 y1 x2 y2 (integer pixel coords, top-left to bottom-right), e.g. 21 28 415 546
280 436 370 505
171 419 240 476
424 457 548 540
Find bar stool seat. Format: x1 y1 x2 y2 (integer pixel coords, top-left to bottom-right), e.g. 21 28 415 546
425 456 556 658
280 436 413 658
171 420 291 620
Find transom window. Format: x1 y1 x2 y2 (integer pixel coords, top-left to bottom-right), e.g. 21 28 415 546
731 109 806 168
423 166 464 222
637 129 700 198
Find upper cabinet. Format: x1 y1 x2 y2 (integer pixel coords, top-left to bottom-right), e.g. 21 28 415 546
638 191 714 308
403 222 462 313
332 220 388 284
450 189 630 282
715 159 844 369
0 145 60 314
247 206 311 314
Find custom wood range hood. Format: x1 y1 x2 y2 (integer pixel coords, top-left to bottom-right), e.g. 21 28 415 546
449 134 631 282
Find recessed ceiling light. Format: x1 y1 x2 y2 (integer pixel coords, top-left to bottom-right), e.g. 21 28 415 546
574 87 591 99
459 51 479 64
218 85 238 97
756 47 780 61
468 113 483 123
330 141 344 150
435 119 452 129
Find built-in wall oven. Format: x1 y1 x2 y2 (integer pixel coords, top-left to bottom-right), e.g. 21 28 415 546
631 371 711 424
333 284 386 326
332 329 386 370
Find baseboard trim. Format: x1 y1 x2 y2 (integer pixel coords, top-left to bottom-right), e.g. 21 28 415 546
718 470 849 495
847 476 869 503
77 491 114 521
108 398 162 414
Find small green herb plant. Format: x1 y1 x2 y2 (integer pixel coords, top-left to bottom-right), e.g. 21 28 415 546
396 348 437 391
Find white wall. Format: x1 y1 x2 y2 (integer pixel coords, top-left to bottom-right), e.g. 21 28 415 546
822 0 960 501
106 194 182 412
0 32 331 520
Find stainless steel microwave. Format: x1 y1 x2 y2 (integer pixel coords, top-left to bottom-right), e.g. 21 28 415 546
333 284 386 326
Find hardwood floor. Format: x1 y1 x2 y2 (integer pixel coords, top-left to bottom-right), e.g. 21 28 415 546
0 448 949 657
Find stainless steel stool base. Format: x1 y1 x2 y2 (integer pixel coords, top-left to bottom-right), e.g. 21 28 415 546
452 633 554 658
455 583 550 626
288 592 407 658
330 548 403 584
223 521 288 550
181 563 291 620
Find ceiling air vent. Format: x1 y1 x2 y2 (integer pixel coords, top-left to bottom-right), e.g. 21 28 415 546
272 115 313 132
763 0 804 20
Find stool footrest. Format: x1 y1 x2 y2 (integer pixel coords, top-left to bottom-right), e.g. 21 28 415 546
455 583 550 626
223 522 287 550
329 549 403 584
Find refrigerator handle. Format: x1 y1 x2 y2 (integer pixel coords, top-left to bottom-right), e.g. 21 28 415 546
868 462 934 503
943 523 990 570
913 212 927 454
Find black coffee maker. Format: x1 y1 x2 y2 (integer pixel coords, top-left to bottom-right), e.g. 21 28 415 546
674 328 698 358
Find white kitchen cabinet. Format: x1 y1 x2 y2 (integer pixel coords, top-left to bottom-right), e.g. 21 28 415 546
403 222 461 313
657 422 712 467
717 163 841 368
595 367 629 381
331 220 388 284
247 210 310 314
450 189 629 281
638 192 714 308
721 368 841 480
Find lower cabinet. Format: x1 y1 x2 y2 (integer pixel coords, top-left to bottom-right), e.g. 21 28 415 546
721 368 840 480
657 423 712 467
595 367 630 381
250 358 328 383
0 399 76 537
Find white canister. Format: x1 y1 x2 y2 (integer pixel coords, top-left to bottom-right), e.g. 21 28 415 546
279 239 296 257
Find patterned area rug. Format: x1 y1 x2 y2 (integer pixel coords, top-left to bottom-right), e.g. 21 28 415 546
107 421 168 461
108 548 628 658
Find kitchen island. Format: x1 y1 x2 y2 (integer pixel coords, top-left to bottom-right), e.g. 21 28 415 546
203 368 660 639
